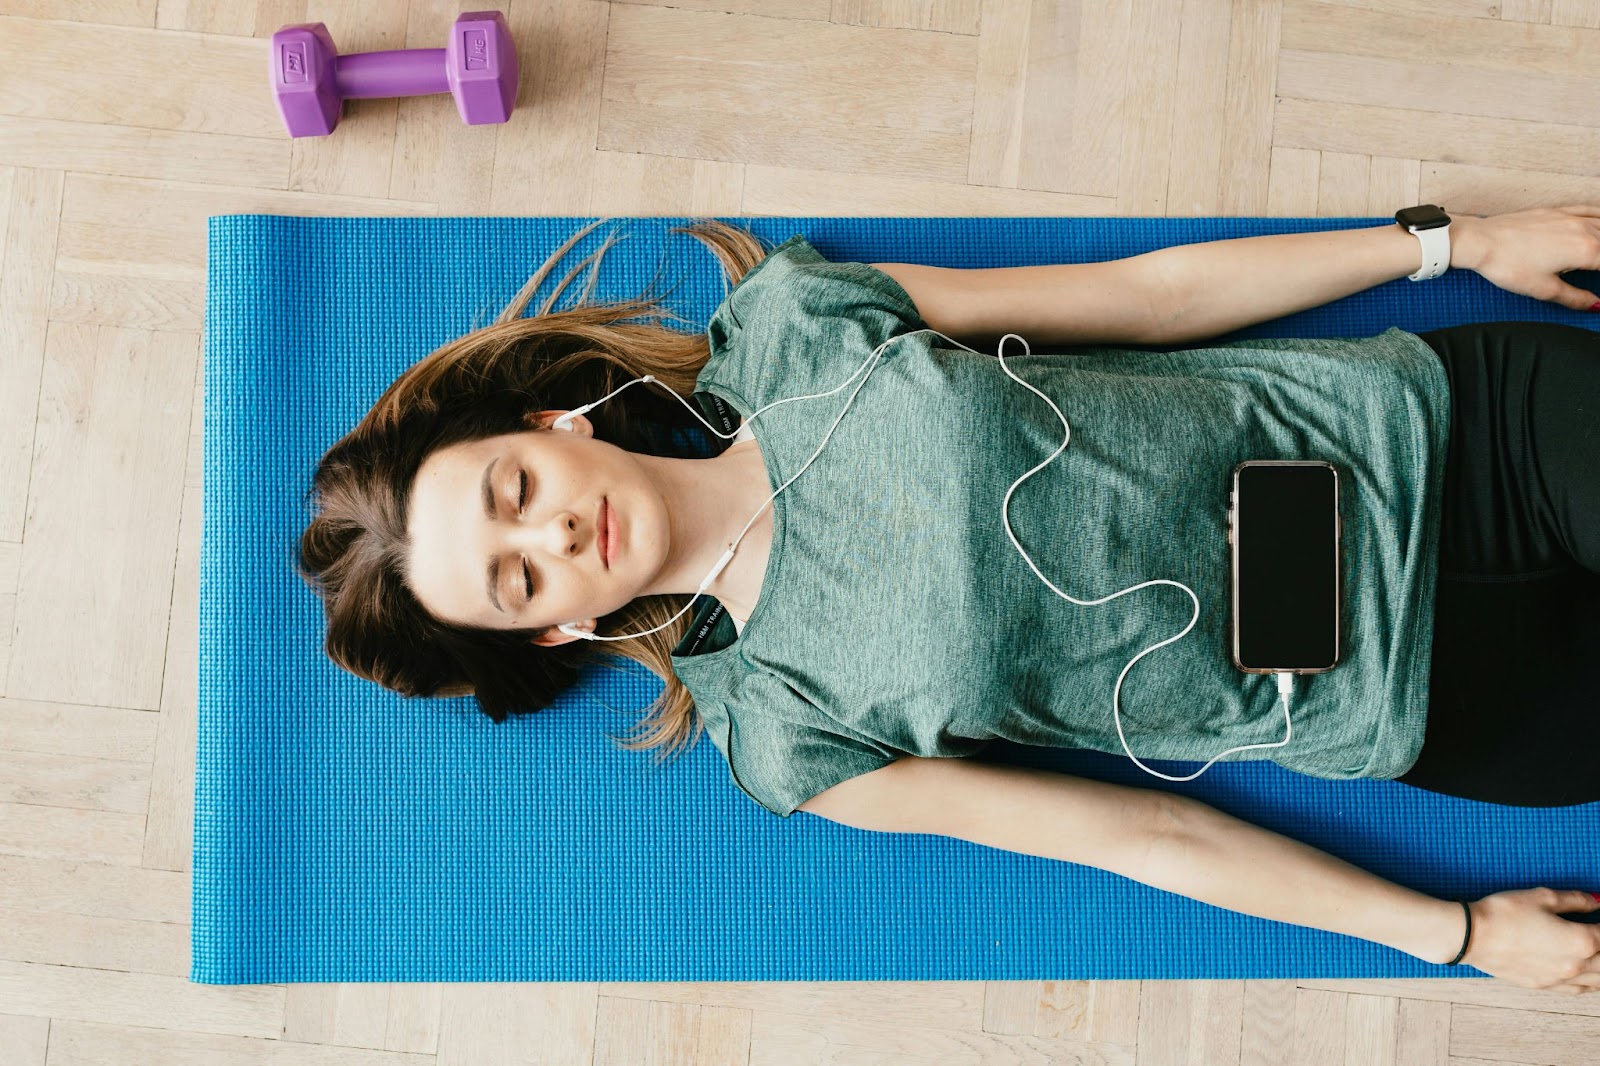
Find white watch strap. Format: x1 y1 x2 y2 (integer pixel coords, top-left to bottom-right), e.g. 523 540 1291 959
1406 222 1450 281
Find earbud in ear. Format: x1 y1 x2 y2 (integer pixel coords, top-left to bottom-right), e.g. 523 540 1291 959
552 418 574 432
557 623 591 639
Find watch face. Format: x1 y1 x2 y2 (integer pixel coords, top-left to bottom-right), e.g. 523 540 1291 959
1396 204 1450 229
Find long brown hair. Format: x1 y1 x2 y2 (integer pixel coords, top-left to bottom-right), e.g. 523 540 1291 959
296 217 771 763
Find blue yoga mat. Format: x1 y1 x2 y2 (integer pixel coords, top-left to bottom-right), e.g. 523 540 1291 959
196 214 1599 985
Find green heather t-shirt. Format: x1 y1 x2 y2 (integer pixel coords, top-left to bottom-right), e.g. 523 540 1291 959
670 234 1450 818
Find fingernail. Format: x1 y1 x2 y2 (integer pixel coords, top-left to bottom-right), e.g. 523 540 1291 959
1589 302 1600 312
1591 892 1600 902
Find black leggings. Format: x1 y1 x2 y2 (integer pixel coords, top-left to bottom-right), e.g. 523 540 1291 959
1392 321 1600 807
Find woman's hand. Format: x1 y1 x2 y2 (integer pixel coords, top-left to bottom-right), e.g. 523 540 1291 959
1452 205 1600 311
1460 888 1600 994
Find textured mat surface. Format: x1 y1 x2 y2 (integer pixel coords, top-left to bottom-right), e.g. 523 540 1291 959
197 214 1599 984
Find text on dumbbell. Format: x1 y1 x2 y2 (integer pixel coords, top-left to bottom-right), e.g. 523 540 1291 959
282 44 306 82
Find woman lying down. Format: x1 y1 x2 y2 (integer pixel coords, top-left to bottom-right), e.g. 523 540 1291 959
298 209 1600 994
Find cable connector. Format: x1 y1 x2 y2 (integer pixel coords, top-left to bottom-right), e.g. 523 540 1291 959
1276 670 1295 700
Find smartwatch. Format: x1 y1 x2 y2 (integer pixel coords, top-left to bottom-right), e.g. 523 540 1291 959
1395 204 1452 281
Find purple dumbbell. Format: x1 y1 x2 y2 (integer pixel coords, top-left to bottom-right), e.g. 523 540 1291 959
270 11 519 137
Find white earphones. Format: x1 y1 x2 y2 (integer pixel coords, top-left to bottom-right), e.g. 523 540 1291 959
549 327 1294 782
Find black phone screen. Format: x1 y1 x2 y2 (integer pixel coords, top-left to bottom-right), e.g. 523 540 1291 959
1233 463 1340 671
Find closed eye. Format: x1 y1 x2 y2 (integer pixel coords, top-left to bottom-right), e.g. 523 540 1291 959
518 469 528 512
522 559 533 600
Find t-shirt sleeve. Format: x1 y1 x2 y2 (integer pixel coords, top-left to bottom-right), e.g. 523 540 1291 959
703 234 927 411
705 699 901 819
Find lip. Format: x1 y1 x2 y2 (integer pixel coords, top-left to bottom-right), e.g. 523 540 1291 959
600 497 613 569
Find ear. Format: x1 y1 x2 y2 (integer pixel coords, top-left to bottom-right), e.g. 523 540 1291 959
529 620 595 648
526 409 594 437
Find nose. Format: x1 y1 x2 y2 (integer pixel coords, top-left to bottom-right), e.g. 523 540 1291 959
508 510 584 560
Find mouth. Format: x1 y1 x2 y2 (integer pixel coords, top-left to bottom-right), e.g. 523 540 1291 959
600 497 611 569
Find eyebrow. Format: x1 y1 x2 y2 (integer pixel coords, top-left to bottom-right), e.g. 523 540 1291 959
481 456 504 613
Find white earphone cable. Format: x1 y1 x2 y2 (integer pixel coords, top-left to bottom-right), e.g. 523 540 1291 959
551 327 1294 781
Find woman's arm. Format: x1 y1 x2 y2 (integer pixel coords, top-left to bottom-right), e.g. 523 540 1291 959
804 756 1458 964
1149 788 1466 965
806 755 1600 990
1137 217 1487 346
873 219 1486 351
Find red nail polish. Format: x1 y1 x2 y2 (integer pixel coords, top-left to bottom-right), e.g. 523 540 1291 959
1591 892 1600 902
1589 302 1600 312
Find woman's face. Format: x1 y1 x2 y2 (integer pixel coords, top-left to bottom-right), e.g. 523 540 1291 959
404 412 668 642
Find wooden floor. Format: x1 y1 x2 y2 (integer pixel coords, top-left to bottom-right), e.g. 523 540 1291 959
2 0 1599 1063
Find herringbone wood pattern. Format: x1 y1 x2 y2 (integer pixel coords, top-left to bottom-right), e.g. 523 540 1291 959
2 1 1599 1063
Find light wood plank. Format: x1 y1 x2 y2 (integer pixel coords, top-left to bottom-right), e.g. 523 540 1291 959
0 544 17 699
0 1011 49 1066
0 115 288 187
0 1 156 24
742 160 1118 217
966 0 1030 189
155 0 258 35
599 4 975 185
694 1003 751 1066
1292 986 1346 1066
595 980 982 1030
0 960 282 1040
1347 992 1402 1065
0 905 185 977
44 1017 435 1064
830 0 981 34
8 328 196 709
0 698 158 762
1041 0 1129 199
436 983 598 1066
624 0 824 15
0 802 143 864
1397 995 1451 1066
1283 1 1600 75
0 167 13 265
1451 1001 1600 1065
0 853 188 924
1275 96 1600 182
595 996 701 1066
1296 976 1599 1014
1319 149 1377 216
1184 981 1246 1063
142 355 202 873
283 983 423 1053
588 149 745 216
0 16 282 137
746 1004 1138 1064
0 168 61 545
1037 979 1142 1044
487 0 611 214
1167 0 1235 214
1239 979 1296 1066
1116 0 1184 213
1216 0 1283 214
0 750 150 814
61 172 434 231
980 979 1040 1035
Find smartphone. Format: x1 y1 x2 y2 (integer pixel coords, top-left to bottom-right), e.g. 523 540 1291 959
1227 460 1342 675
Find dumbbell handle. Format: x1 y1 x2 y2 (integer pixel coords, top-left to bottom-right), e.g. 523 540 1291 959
336 49 449 100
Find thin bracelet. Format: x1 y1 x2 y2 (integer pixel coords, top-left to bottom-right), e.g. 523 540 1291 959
1443 900 1473 966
